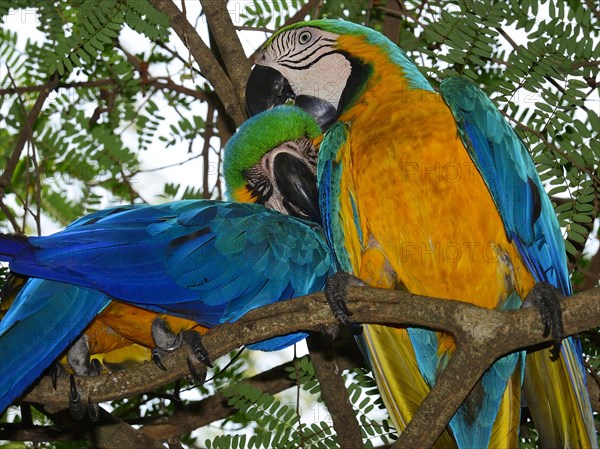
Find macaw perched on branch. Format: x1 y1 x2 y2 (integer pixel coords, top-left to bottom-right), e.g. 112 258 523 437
0 106 332 414
245 19 597 448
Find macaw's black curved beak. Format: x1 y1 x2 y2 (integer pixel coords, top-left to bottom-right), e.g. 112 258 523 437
246 65 294 117
273 152 321 224
296 95 339 131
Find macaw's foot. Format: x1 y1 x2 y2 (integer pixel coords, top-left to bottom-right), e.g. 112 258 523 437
151 318 213 382
48 361 66 389
325 272 364 336
66 335 101 420
67 335 102 376
524 282 564 359
151 318 183 371
69 375 99 421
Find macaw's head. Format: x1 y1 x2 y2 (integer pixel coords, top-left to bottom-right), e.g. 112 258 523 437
245 20 428 130
223 105 322 223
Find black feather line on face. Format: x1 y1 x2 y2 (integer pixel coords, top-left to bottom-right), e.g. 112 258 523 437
296 137 318 173
244 166 273 205
279 49 340 70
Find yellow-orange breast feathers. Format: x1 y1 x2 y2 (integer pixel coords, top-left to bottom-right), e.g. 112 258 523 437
334 42 536 310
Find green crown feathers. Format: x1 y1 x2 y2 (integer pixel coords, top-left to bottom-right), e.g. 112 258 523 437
223 105 321 193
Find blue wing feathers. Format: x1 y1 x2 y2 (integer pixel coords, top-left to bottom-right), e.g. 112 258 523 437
1 200 332 412
2 200 331 326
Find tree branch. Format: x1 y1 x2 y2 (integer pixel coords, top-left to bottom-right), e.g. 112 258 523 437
19 286 600 449
200 0 252 109
3 339 363 444
307 334 365 449
571 59 600 69
0 73 59 199
45 406 166 449
381 0 403 41
0 76 209 103
584 0 600 21
147 0 245 125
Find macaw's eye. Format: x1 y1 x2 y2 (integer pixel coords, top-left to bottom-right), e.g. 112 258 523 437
298 31 312 44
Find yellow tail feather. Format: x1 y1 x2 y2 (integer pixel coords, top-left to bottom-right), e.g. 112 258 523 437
363 324 458 448
523 347 598 448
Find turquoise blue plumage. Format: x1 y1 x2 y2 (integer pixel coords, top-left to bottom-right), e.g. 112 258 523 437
0 200 332 413
440 77 594 445
440 78 571 295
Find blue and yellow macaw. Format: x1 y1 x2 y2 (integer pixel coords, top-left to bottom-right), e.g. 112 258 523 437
0 106 331 414
245 19 597 448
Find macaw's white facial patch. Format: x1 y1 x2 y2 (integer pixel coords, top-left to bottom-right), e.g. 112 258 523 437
256 27 350 110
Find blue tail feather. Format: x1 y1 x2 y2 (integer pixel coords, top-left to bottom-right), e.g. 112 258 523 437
0 279 110 412
0 234 29 261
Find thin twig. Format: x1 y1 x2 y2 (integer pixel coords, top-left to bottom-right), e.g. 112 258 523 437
147 0 244 125
201 103 215 198
500 109 600 186
584 0 600 21
0 198 21 233
0 73 59 201
234 25 275 33
137 152 205 174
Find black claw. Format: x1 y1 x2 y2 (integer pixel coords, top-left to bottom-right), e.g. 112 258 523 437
325 272 365 335
50 362 63 389
90 358 102 375
87 398 99 422
186 357 207 383
525 282 564 359
69 375 78 402
152 349 167 371
69 375 86 420
152 318 213 374
182 331 213 368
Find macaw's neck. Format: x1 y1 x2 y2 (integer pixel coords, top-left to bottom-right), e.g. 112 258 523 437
336 34 435 122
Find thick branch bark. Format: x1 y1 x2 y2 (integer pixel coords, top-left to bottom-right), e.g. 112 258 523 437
3 339 363 443
307 334 365 449
45 407 166 449
381 0 402 42
390 343 493 449
147 0 245 125
200 0 251 109
22 288 600 420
